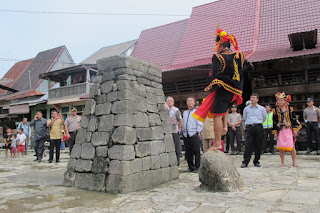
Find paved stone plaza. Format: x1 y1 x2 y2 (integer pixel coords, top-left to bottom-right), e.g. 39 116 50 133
0 150 320 212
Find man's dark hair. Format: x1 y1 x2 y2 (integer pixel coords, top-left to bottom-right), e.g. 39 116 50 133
250 93 259 99
36 111 43 115
51 110 58 114
265 104 272 108
187 96 196 103
19 128 24 132
221 42 231 48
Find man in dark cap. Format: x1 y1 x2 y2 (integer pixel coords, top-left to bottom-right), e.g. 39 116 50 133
65 107 82 154
303 98 320 154
227 104 242 154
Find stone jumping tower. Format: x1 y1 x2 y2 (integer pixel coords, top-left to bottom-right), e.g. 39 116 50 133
64 56 179 193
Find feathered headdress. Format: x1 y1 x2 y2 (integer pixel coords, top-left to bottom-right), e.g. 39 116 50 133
214 26 240 57
275 92 292 105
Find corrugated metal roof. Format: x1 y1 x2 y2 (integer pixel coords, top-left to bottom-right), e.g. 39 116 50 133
131 19 189 67
0 59 33 94
10 46 66 92
0 90 44 101
81 40 137 64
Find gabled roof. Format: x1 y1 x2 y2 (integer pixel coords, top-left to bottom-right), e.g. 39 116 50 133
248 0 320 62
0 59 33 94
81 40 137 64
131 19 189 67
133 0 320 71
10 46 67 92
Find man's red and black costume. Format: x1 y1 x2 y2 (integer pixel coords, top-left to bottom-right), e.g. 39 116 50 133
193 29 253 122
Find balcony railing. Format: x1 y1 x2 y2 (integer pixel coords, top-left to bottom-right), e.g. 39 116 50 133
49 82 92 100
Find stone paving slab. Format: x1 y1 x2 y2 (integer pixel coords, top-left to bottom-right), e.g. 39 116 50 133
0 150 320 212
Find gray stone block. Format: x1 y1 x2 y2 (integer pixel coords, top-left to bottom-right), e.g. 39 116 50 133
114 114 134 127
118 89 136 100
92 156 109 173
142 156 151 171
114 68 134 76
75 159 93 172
136 128 152 141
160 153 170 168
106 174 124 194
158 103 167 112
98 114 114 132
87 116 98 132
118 74 136 81
74 173 105 191
147 74 162 83
86 131 92 142
102 71 115 82
96 146 108 157
146 93 158 104
75 128 87 144
162 120 171 134
147 104 159 113
67 158 76 171
157 95 165 104
84 99 96 116
135 142 151 158
134 112 149 128
148 113 161 127
108 145 135 160
100 81 114 94
64 170 76 187
155 89 164 96
136 97 148 112
150 140 166 156
137 78 151 86
159 111 169 121
80 116 89 129
168 151 178 166
148 66 162 78
112 126 136 145
150 156 161 170
109 160 131 176
71 144 81 159
151 81 163 89
89 83 100 98
111 100 136 114
145 86 157 94
133 84 147 97
170 166 179 180
95 102 112 115
164 134 175 152
116 80 134 91
80 143 96 160
151 126 164 140
132 70 146 78
96 94 107 104
106 91 117 102
91 132 109 146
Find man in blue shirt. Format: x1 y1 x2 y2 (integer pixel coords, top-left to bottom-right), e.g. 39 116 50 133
17 118 31 155
182 97 203 173
241 93 266 168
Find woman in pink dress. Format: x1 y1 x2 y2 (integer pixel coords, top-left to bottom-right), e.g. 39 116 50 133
272 92 302 167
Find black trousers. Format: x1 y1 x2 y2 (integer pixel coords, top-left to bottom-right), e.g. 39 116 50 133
34 138 46 160
306 122 320 151
172 133 181 165
242 125 263 165
263 128 274 152
69 132 77 154
228 127 241 152
183 134 201 170
49 139 61 162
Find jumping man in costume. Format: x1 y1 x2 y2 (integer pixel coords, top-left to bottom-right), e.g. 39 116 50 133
273 92 302 167
193 28 253 150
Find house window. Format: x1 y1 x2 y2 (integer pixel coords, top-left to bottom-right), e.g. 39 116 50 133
288 29 318 51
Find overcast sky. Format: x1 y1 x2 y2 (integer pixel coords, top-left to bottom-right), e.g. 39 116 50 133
0 0 216 78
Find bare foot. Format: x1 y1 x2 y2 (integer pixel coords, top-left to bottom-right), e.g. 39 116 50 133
280 164 285 167
292 164 299 167
209 145 222 150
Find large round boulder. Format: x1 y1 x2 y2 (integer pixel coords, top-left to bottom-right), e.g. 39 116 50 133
199 150 245 192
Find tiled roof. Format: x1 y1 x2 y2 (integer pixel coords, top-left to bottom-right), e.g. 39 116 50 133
133 0 320 71
0 90 44 101
81 40 137 64
0 59 33 94
10 46 66 92
249 0 320 62
131 19 189 67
